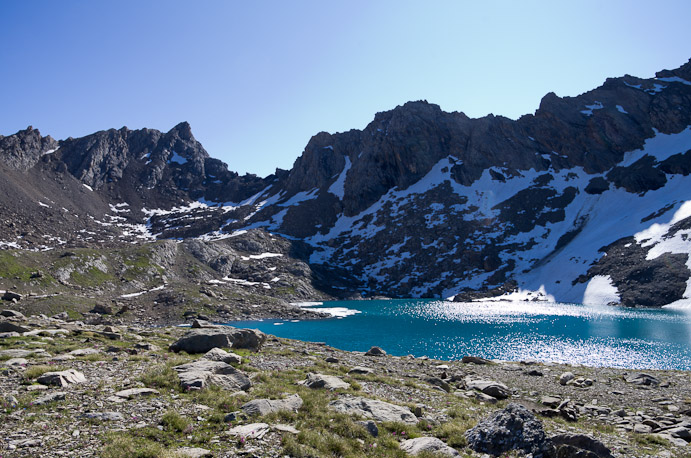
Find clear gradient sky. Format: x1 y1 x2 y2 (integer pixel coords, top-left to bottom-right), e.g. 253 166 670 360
1 1 690 177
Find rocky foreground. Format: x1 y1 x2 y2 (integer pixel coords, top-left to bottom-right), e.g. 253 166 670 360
1 310 690 457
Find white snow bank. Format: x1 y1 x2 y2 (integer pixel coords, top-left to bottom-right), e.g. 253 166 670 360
582 275 620 305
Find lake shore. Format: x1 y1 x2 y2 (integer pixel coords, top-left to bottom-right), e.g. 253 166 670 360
1 309 690 457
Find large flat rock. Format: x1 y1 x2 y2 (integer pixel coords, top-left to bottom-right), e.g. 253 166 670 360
328 396 418 424
169 327 267 353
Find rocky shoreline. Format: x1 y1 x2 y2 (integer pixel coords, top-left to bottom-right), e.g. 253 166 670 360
1 309 690 457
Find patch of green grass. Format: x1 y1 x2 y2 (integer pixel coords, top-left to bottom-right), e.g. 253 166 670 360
632 433 670 447
161 410 191 433
100 433 165 458
23 364 66 380
139 354 192 391
70 266 116 287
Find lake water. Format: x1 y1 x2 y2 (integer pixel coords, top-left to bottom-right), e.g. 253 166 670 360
227 299 691 370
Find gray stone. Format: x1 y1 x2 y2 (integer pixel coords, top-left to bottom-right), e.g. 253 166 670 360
424 376 451 392
202 347 242 364
633 423 653 434
134 342 160 351
241 394 303 416
173 447 213 458
33 391 66 405
5 357 28 366
300 373 350 390
0 321 29 333
273 424 300 434
559 372 576 385
348 366 373 375
541 396 562 408
0 331 20 338
37 369 86 387
364 346 386 356
0 349 46 359
1 309 25 318
400 437 460 456
668 426 691 441
228 422 270 439
356 420 378 437
465 378 511 399
115 387 160 399
325 356 339 363
551 434 614 458
82 411 125 421
466 403 555 458
328 396 418 424
624 373 660 386
68 348 100 356
169 327 267 353
461 355 492 364
1 291 22 302
174 359 251 391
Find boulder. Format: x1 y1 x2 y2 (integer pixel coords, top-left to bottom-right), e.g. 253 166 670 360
202 347 242 364
1 309 26 319
115 388 160 399
33 391 66 405
1 291 22 302
0 321 29 333
227 422 270 439
541 396 562 408
37 369 86 387
348 366 373 375
624 373 660 386
465 403 555 458
90 303 113 315
328 396 418 424
424 376 451 392
465 378 511 399
0 331 20 339
299 373 350 390
174 359 251 391
551 434 614 458
462 355 492 365
400 437 460 456
559 372 575 386
169 327 266 353
0 348 47 358
364 346 386 356
241 394 303 416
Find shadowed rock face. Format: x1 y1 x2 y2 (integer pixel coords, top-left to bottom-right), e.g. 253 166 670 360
1 60 691 304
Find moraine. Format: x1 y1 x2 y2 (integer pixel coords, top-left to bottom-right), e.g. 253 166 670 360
228 299 691 370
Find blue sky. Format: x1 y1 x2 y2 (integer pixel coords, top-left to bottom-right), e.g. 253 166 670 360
1 1 690 177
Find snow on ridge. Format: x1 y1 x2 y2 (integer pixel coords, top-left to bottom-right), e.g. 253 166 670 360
657 76 691 86
240 252 283 261
168 151 187 165
619 127 691 167
582 275 620 305
616 105 628 114
83 184 93 191
580 101 604 116
278 188 319 207
328 156 352 199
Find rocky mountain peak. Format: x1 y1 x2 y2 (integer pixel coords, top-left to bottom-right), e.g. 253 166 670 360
0 126 58 171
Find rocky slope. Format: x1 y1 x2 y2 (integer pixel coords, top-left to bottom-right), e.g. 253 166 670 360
1 60 691 307
1 310 690 457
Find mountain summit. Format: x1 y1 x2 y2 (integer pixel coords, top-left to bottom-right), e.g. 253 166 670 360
2 59 691 308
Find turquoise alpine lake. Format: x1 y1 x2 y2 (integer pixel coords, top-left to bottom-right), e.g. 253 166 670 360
227 299 691 370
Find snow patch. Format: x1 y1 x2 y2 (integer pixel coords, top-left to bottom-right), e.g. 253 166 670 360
616 105 628 114
657 76 691 86
580 101 603 116
328 157 352 199
169 151 187 165
240 253 283 261
83 184 93 191
582 275 620 305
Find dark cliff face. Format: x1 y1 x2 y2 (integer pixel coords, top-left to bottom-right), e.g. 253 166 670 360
1 59 690 306
0 127 59 171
